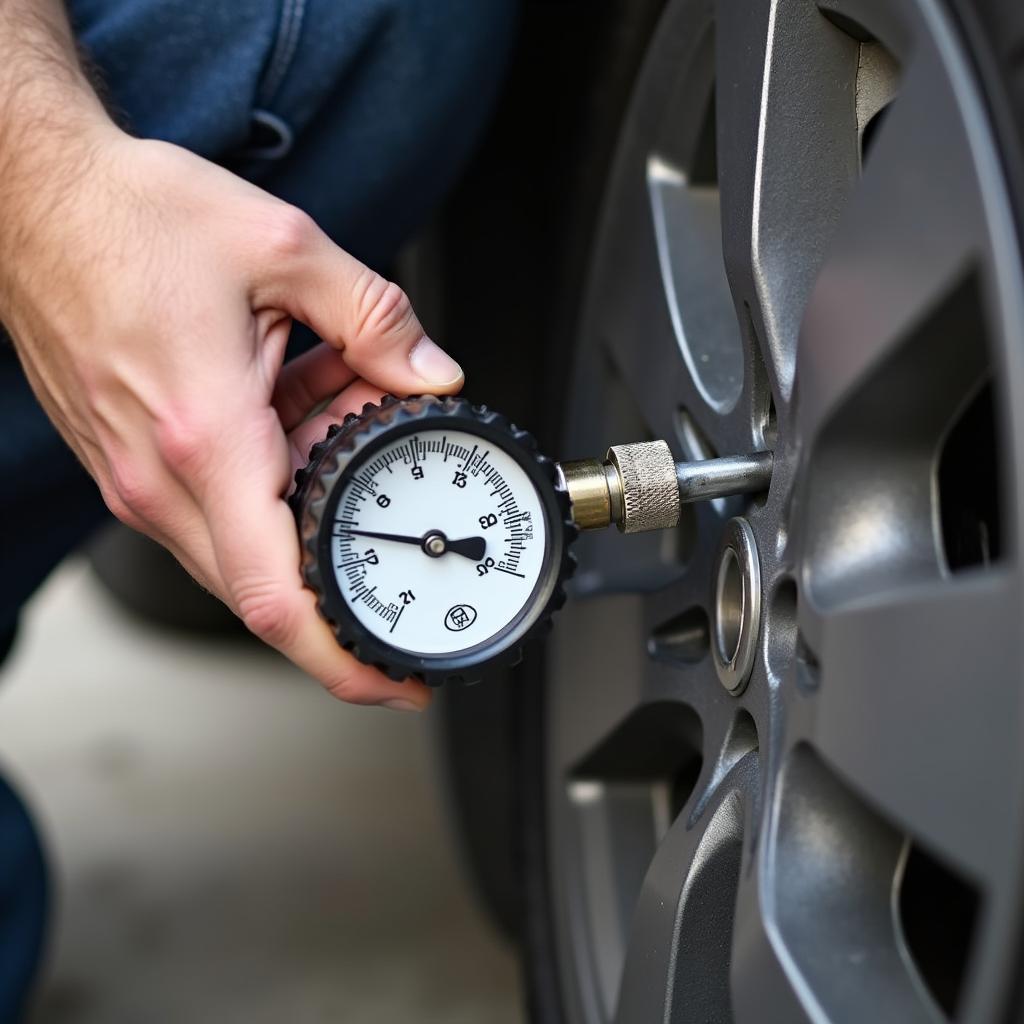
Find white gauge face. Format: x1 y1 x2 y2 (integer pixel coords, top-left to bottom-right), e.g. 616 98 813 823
331 428 549 657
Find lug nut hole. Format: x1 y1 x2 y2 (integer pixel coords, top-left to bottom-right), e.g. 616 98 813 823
715 547 744 665
712 518 761 696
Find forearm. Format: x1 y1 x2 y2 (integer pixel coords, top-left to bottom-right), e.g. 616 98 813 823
0 0 109 137
0 0 117 295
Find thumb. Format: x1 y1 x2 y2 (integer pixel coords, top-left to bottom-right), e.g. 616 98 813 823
256 207 463 395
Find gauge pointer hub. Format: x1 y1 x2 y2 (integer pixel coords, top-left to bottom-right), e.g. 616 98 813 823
341 527 486 562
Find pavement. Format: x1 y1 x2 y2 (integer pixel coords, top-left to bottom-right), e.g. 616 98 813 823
0 559 522 1024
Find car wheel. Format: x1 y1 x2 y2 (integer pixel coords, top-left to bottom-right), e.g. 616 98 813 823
524 0 1024 1021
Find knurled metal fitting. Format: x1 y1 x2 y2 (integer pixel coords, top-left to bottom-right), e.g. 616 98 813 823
606 440 681 534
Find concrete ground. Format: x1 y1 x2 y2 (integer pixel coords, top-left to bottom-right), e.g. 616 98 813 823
0 560 522 1024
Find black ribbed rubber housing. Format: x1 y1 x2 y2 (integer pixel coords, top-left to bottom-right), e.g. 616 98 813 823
289 395 577 686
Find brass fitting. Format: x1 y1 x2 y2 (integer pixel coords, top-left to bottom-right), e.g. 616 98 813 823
557 441 773 535
557 458 614 531
557 440 679 534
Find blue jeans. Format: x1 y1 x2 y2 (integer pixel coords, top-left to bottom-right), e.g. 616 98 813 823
0 0 515 1015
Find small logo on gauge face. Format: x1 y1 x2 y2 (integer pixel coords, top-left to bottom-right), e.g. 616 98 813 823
444 604 478 632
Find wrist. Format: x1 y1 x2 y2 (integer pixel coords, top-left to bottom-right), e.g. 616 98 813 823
0 113 126 312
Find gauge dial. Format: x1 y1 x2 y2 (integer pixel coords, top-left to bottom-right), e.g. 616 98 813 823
332 427 547 655
292 396 575 685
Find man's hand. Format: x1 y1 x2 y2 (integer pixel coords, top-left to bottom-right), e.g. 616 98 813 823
0 2 463 710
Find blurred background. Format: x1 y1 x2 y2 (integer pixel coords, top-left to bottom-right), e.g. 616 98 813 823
0 552 521 1023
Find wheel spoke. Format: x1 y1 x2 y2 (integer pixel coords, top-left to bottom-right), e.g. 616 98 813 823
734 746 940 1024
572 10 742 449
794 49 989 448
714 0 861 396
729 862 818 1024
615 773 750 1024
582 165 695 449
549 593 718 1023
806 569 1021 878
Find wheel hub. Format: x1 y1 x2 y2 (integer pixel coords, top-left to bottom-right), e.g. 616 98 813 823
544 0 1024 1021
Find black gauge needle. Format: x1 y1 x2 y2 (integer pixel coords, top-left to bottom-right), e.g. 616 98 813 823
445 536 487 561
341 528 424 547
340 528 486 562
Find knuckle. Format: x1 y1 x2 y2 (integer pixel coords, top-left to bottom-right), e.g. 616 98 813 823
322 668 363 705
235 581 297 648
353 274 415 345
108 459 158 521
154 413 211 477
98 480 139 529
265 204 316 260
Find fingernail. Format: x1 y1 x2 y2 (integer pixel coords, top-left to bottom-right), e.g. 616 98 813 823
410 336 463 386
382 698 424 713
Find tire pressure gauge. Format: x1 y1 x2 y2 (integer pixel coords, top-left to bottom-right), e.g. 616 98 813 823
291 394 775 686
290 395 577 686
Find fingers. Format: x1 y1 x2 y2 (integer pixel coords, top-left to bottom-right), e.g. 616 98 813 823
96 440 228 597
200 417 432 711
272 342 358 432
286 378 386 473
252 207 463 397
255 310 294 394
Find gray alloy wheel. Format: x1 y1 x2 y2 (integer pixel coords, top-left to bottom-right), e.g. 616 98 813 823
543 0 1024 1021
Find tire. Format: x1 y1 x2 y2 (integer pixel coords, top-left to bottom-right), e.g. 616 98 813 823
519 1 1024 1022
89 524 243 635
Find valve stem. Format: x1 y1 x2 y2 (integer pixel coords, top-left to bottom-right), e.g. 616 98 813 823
556 441 773 534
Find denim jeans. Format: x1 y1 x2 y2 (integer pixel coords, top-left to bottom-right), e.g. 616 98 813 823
0 0 515 1015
